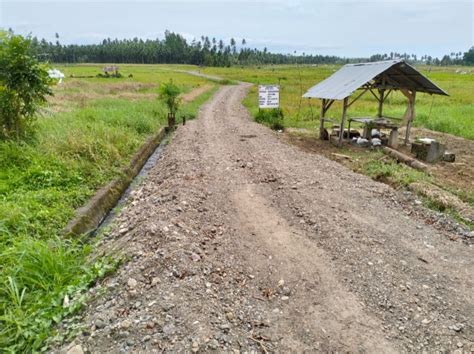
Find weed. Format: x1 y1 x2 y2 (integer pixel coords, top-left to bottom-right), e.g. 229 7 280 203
255 108 285 131
362 159 430 187
0 236 121 351
177 85 219 124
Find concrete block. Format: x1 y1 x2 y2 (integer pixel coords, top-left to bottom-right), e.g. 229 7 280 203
411 140 446 163
443 151 456 162
388 129 399 148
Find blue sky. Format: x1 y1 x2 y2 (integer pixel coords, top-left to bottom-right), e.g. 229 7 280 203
1 0 472 58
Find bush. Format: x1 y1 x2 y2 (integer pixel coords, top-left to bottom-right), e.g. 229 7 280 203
255 108 285 130
158 79 181 115
0 32 52 140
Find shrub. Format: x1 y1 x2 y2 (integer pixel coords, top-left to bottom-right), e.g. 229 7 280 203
158 79 181 115
0 32 52 140
255 108 285 130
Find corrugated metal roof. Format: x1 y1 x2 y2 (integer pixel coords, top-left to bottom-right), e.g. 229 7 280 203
303 59 448 100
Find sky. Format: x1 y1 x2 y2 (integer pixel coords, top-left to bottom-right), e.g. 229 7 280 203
0 0 472 58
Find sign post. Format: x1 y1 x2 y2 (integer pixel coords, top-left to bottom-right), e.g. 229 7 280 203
258 85 280 109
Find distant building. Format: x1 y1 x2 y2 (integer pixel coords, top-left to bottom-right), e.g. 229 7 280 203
103 66 120 75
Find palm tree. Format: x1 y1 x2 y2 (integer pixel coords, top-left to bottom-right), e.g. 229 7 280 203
230 38 236 55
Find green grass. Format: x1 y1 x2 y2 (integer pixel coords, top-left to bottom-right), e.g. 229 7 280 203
0 98 167 243
358 152 431 187
0 237 120 352
185 64 474 140
0 64 216 351
177 84 219 122
254 108 285 131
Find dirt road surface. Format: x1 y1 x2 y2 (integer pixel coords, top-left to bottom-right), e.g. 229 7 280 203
61 84 473 353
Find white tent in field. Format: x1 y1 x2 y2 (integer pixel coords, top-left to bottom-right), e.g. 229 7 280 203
48 69 65 83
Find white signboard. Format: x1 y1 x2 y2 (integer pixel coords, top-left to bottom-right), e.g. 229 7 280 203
259 85 280 109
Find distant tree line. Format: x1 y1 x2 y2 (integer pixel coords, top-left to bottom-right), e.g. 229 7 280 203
369 48 474 66
23 30 474 67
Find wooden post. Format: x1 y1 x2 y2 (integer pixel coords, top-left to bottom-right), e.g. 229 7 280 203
338 97 349 146
319 98 326 139
401 89 416 145
377 89 385 118
168 112 175 128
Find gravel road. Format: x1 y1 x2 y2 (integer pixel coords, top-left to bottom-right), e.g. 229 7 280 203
61 83 473 353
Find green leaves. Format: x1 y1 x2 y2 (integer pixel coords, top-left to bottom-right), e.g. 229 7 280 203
0 236 121 352
4 277 26 308
255 108 285 131
158 79 182 115
0 32 53 140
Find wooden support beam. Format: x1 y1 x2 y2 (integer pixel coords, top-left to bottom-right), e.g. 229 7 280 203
338 97 349 146
325 99 335 112
389 65 423 89
368 88 381 102
347 88 369 108
319 99 335 139
380 75 403 89
377 88 385 117
400 89 416 145
319 98 326 139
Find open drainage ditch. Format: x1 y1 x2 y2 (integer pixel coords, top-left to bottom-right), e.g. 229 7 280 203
91 137 168 236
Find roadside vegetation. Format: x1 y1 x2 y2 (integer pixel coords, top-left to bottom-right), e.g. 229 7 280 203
255 108 284 131
0 36 216 351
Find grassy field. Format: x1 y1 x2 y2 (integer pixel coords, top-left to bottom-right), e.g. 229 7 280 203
183 64 474 140
0 64 216 351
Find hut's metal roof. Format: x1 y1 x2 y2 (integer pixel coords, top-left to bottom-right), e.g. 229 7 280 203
303 59 448 100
